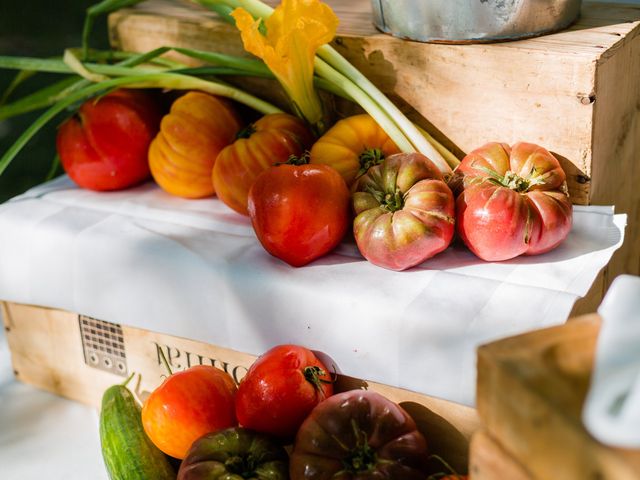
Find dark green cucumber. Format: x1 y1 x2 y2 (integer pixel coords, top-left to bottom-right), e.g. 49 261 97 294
99 384 176 480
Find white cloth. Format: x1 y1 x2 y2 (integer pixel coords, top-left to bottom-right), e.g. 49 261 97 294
583 274 640 448
0 176 626 406
0 319 107 479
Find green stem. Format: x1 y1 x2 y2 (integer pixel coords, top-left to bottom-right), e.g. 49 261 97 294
45 155 61 182
0 72 281 177
314 58 414 153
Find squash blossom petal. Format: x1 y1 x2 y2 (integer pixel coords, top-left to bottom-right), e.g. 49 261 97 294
231 0 338 129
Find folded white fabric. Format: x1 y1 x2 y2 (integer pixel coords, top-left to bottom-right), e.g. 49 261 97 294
0 176 627 406
583 275 640 448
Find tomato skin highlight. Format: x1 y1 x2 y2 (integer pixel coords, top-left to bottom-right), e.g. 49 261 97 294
57 89 161 191
141 365 237 459
235 345 333 440
455 142 572 261
248 163 350 267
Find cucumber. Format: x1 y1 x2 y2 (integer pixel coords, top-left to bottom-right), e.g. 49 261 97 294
99 383 176 480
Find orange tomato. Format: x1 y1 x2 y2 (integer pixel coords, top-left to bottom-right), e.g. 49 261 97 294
212 113 314 215
141 365 237 459
309 114 401 187
149 92 241 198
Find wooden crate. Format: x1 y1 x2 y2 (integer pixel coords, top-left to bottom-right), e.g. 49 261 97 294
109 0 640 315
1 300 479 474
475 314 640 479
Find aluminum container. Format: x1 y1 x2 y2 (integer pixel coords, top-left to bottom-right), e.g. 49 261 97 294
371 0 582 43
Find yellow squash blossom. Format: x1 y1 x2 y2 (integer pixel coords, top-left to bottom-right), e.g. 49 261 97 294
231 0 338 131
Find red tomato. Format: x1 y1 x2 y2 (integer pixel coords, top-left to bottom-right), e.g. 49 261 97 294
235 345 333 439
247 162 350 267
456 142 573 261
141 365 237 459
352 152 455 271
213 113 314 215
56 89 161 191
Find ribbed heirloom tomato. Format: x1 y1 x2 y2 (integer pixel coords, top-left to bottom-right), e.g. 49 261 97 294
352 152 455 271
290 390 430 480
235 345 334 440
148 91 241 198
212 113 314 215
141 365 237 459
456 142 573 261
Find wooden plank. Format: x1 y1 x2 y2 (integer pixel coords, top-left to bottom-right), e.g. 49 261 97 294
590 27 640 280
469 429 533 480
2 301 478 471
477 314 640 479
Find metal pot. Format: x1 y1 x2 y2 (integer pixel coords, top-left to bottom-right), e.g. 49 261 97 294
370 0 582 43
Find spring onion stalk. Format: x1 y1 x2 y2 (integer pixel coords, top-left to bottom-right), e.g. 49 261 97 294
191 0 455 173
0 47 177 120
313 58 414 153
1 70 37 105
415 125 460 169
0 72 281 177
0 77 84 121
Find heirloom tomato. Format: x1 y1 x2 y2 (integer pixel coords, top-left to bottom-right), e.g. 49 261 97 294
309 114 401 187
212 113 314 215
141 365 237 459
178 427 289 480
56 89 161 191
290 389 429 480
353 152 455 271
235 345 333 439
248 161 350 267
456 142 573 261
149 92 241 198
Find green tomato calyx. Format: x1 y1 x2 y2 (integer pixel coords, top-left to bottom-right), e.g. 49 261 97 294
303 365 332 398
225 454 258 478
338 420 379 475
357 147 385 178
236 123 256 140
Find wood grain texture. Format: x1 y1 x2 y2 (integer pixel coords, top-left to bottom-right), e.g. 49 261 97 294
477 314 640 479
469 429 533 480
1 301 478 471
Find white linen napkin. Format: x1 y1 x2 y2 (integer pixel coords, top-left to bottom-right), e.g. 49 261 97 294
583 275 640 448
0 176 626 406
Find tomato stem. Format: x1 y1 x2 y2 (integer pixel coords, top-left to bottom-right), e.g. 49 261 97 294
303 365 331 398
276 151 310 166
334 419 378 475
426 454 465 480
357 147 385 178
236 123 256 139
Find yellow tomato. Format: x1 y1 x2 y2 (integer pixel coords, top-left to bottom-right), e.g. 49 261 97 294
149 92 241 198
309 114 401 187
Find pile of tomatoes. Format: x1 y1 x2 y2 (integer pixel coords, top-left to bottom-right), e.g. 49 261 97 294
138 343 467 479
57 89 573 271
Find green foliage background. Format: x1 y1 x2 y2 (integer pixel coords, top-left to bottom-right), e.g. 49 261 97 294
0 1 108 202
